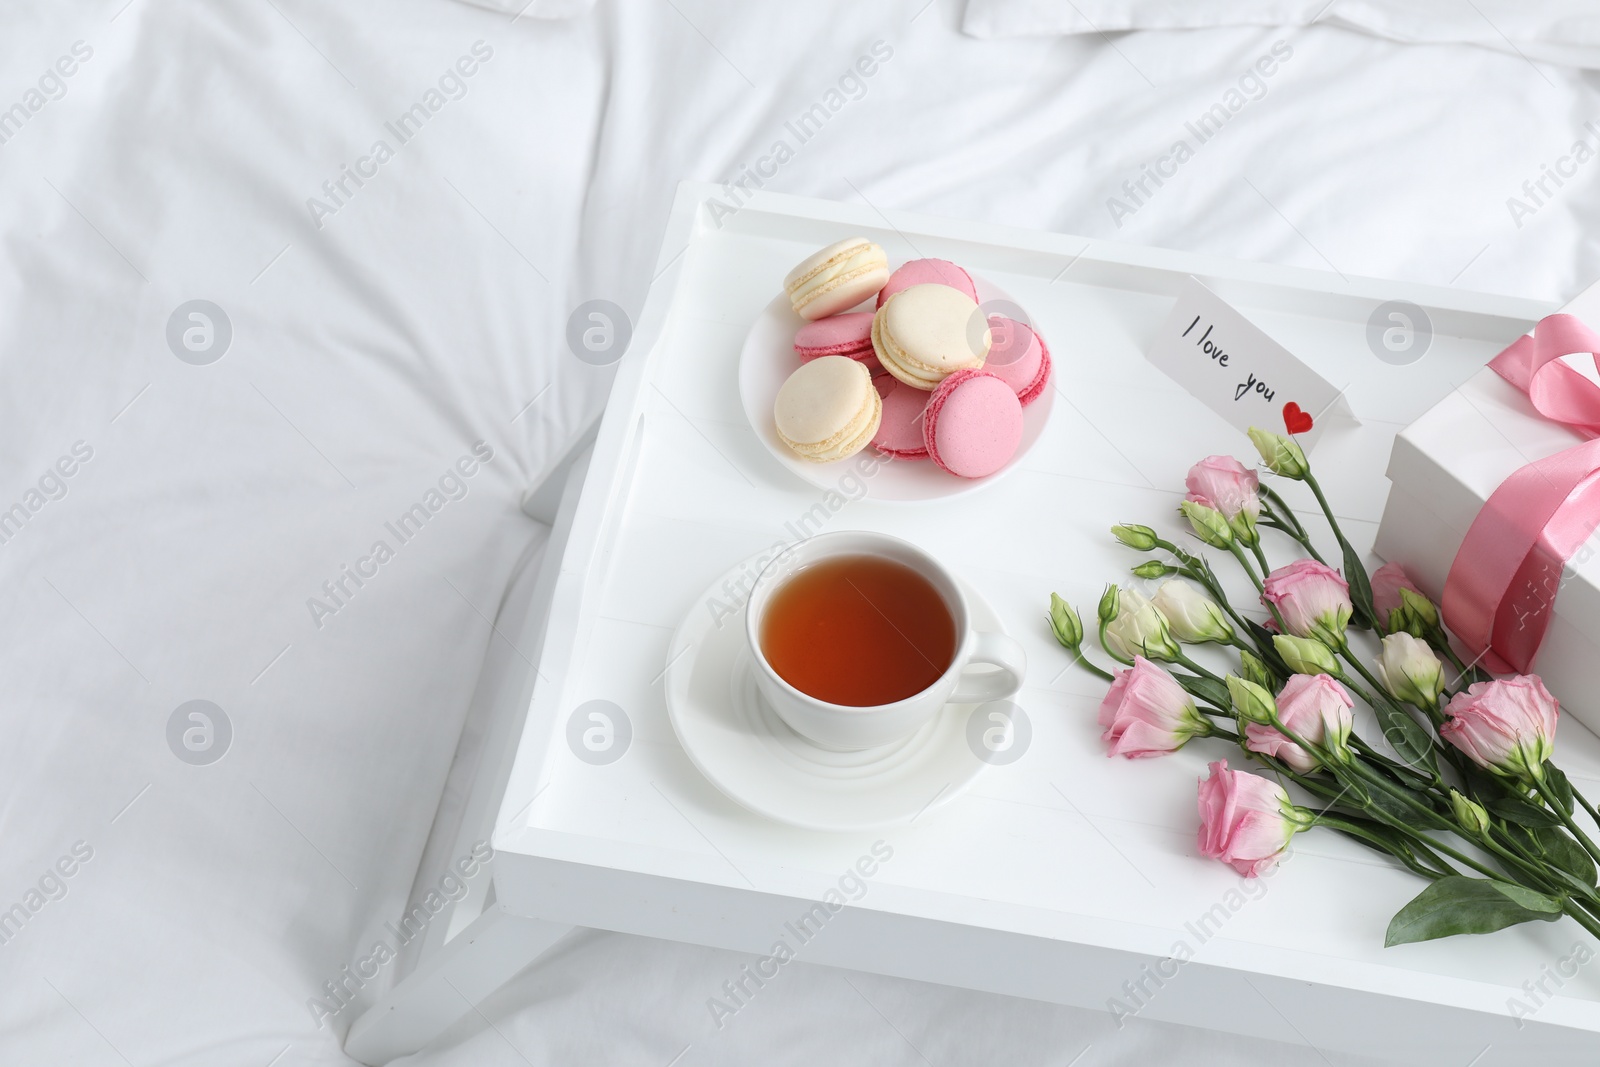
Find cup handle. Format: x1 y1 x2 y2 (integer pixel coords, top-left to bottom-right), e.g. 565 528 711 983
949 632 1027 705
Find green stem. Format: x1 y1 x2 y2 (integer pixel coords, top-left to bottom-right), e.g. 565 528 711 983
1534 778 1600 866
1312 813 1450 880
1337 647 1396 708
1226 541 1297 638
1260 486 1329 565
1563 902 1600 943
1487 821 1600 910
1348 735 1437 787
1429 631 1470 678
1349 763 1600 906
1170 650 1223 683
1097 617 1133 667
1301 470 1381 633
1428 632 1493 692
1303 472 1352 557
1067 648 1116 682
1227 542 1266 594
1261 484 1310 538
1572 784 1600 835
1341 765 1515 883
1332 664 1452 785
1248 538 1274 579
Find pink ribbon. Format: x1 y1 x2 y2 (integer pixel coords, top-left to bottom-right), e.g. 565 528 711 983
1443 314 1600 673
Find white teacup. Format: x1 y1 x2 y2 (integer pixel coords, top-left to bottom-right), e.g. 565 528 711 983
744 531 1026 750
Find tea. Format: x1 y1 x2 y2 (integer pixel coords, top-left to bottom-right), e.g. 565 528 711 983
759 553 957 707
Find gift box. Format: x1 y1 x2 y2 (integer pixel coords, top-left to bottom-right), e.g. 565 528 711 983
1375 278 1600 734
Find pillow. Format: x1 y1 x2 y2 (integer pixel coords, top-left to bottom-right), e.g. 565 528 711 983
962 0 1600 68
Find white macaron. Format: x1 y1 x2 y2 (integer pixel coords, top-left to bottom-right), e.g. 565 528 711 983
773 355 882 462
783 237 890 321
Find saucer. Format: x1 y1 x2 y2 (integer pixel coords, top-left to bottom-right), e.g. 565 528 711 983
663 552 1004 832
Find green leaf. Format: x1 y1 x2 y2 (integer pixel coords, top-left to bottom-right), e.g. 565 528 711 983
1173 672 1230 711
1341 540 1377 631
1534 826 1598 886
1368 691 1437 772
1500 822 1542 857
1385 876 1563 947
1244 621 1291 676
1545 763 1575 816
1359 780 1425 824
1488 795 1562 828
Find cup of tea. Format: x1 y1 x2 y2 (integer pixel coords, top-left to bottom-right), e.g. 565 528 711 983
744 530 1026 750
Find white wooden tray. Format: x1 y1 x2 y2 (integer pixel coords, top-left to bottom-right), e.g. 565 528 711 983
490 183 1600 1064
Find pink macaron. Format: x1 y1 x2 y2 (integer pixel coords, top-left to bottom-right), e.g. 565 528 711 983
983 316 1052 406
922 369 1023 479
794 311 877 364
870 377 931 459
876 258 977 308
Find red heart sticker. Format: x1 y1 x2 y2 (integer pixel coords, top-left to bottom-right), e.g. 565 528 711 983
1282 402 1313 435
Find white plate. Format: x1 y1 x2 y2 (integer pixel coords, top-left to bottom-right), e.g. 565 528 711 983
737 275 1054 502
664 552 1010 832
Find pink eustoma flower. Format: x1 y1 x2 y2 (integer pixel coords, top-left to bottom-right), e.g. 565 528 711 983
1098 656 1206 758
1185 455 1260 522
1440 675 1559 782
1244 673 1353 774
1261 559 1351 643
1196 760 1304 878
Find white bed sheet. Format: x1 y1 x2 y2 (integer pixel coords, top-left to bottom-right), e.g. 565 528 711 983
2 1 1598 1065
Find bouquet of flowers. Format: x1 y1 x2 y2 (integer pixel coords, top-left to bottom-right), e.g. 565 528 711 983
1049 428 1600 947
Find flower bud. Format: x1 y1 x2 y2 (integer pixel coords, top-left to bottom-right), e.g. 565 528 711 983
1226 674 1278 725
1449 789 1491 837
1248 428 1308 479
1375 632 1444 711
1273 634 1340 676
1102 588 1181 662
1372 562 1425 635
1152 580 1234 644
1179 500 1233 548
1398 587 1440 630
1386 602 1428 639
1049 593 1084 651
1239 648 1274 689
1111 524 1159 552
1132 560 1178 579
1229 509 1260 548
1098 584 1120 625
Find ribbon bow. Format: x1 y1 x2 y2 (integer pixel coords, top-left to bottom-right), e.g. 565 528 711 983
1443 314 1600 672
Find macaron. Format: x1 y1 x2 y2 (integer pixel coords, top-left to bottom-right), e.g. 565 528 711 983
869 377 931 460
872 283 991 391
774 355 882 463
983 316 1052 406
876 258 977 308
783 238 890 321
922 369 1023 479
794 311 877 364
